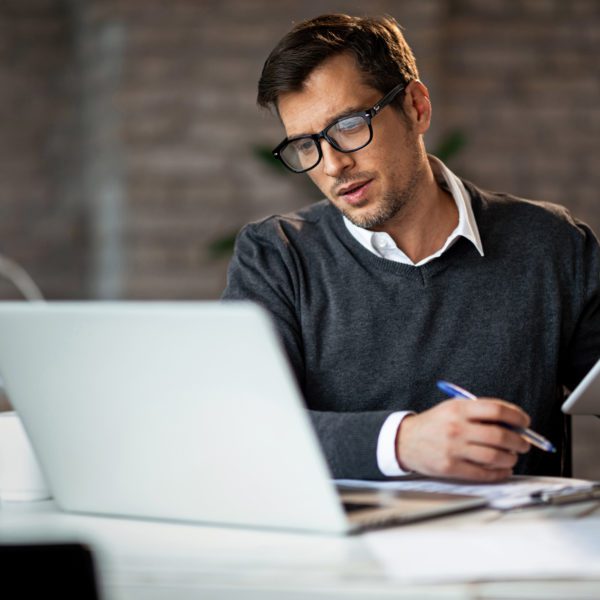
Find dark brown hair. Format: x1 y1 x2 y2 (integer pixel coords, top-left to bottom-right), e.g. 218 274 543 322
257 14 419 111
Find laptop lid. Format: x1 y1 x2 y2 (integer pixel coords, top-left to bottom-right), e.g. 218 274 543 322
0 302 349 533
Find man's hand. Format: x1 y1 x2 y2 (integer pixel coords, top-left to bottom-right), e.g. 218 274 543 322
397 398 531 481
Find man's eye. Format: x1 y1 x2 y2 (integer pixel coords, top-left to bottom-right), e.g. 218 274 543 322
292 139 315 154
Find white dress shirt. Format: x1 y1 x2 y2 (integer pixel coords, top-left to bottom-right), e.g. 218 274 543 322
343 156 484 476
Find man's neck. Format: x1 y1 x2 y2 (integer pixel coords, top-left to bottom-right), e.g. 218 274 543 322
373 164 458 264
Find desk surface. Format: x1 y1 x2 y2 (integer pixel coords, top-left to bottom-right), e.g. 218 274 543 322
1 498 600 599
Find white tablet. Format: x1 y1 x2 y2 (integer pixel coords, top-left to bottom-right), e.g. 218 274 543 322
562 358 600 415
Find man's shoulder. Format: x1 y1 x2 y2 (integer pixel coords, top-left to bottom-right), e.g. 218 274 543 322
251 199 331 226
464 180 587 238
240 200 335 242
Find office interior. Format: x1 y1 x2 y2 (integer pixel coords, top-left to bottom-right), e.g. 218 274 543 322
2 0 598 476
1 1 600 597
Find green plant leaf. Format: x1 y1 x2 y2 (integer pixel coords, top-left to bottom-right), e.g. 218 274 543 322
207 232 238 259
433 130 467 163
253 145 290 174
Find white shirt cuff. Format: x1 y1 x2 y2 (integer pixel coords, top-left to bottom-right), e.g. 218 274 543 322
376 411 415 477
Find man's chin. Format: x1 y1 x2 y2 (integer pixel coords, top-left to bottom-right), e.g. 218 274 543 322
341 205 384 230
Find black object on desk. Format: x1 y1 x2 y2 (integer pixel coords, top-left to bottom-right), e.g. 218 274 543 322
0 542 100 598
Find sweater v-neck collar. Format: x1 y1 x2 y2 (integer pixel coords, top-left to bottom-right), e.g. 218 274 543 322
326 185 485 282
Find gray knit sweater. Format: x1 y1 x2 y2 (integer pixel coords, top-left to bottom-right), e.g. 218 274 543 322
222 180 600 479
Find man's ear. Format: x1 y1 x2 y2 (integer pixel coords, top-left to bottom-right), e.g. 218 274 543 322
403 80 432 134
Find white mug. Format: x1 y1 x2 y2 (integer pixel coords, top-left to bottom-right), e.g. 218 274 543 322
0 411 51 501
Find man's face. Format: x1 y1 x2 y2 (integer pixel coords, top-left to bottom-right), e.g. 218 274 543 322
277 53 428 230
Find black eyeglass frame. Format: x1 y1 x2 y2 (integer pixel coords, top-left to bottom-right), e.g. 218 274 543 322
272 82 408 174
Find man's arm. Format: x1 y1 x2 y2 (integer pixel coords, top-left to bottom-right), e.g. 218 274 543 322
222 223 401 479
403 216 600 480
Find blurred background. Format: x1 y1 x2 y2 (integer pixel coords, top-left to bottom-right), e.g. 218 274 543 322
0 0 598 477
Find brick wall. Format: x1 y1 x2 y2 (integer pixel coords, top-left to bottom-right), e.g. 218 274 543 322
2 0 598 300
440 0 600 235
0 0 84 299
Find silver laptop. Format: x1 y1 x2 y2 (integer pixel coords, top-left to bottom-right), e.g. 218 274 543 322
0 302 484 534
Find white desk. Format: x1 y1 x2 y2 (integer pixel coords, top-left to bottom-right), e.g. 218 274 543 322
2 499 600 599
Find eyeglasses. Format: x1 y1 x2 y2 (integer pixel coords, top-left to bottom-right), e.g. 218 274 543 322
272 83 407 174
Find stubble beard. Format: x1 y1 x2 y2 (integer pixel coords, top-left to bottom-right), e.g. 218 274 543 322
342 163 423 230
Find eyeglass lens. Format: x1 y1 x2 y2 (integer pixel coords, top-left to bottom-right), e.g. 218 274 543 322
280 114 371 172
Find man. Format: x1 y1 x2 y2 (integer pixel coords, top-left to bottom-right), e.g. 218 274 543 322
222 14 600 481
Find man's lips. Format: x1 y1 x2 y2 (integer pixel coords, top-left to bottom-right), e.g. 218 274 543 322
336 179 372 196
336 179 373 204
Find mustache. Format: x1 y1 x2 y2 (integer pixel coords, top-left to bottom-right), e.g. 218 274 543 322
330 172 376 196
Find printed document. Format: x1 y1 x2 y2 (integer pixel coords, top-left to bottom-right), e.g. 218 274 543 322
336 475 598 509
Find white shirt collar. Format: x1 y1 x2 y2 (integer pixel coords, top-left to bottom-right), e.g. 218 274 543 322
343 155 484 266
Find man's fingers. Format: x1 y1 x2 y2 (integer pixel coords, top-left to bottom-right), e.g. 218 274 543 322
467 422 531 454
460 443 520 470
464 398 531 429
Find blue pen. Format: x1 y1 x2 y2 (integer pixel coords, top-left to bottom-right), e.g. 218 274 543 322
436 380 557 454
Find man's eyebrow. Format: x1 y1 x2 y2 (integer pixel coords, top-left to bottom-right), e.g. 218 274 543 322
287 104 367 139
330 105 366 122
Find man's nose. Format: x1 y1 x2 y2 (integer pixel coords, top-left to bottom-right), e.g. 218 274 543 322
320 141 355 178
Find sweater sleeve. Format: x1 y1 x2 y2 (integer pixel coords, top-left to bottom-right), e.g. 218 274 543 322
561 222 600 392
222 222 394 479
